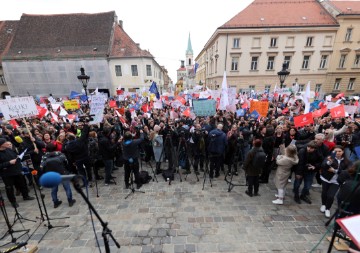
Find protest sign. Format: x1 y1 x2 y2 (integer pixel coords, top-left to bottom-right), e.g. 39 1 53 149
249 100 269 117
192 99 216 116
344 105 358 115
330 104 345 118
90 95 106 124
0 97 38 120
63 100 79 110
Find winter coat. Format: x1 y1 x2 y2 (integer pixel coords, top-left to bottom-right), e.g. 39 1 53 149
152 134 163 162
40 151 68 175
207 129 227 155
274 150 299 189
62 125 89 161
320 156 351 182
243 147 263 177
0 148 23 177
98 134 118 160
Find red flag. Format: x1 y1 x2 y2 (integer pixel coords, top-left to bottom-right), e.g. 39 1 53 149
293 113 314 128
67 114 76 121
312 107 328 118
36 106 48 119
162 96 169 101
9 119 19 129
141 104 149 113
182 108 191 117
175 96 186 105
335 93 344 99
116 107 125 115
355 101 359 106
282 108 289 114
109 100 117 108
330 105 345 118
116 89 124 95
242 103 248 109
192 94 199 99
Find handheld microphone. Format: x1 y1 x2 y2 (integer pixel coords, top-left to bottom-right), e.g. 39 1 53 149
39 172 80 188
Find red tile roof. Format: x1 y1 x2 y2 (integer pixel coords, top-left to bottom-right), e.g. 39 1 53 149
110 24 153 58
0 21 18 64
328 0 360 14
4 11 115 60
221 0 338 29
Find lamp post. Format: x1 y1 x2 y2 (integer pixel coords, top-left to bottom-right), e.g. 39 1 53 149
77 67 90 105
277 62 290 89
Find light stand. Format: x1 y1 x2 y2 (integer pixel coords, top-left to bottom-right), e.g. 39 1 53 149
202 155 213 190
0 190 29 247
71 176 121 253
125 162 145 199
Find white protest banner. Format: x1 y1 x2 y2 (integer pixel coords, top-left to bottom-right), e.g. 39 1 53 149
228 87 237 105
90 95 106 124
326 102 339 110
154 100 163 109
344 105 358 115
0 96 38 120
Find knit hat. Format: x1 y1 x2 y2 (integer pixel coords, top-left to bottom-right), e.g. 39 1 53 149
0 138 7 146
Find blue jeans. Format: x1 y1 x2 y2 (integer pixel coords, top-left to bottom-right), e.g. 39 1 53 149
103 159 114 183
293 171 315 196
51 181 73 203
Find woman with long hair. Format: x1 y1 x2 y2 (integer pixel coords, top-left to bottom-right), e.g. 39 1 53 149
272 144 299 205
323 129 336 152
150 125 163 175
320 145 351 217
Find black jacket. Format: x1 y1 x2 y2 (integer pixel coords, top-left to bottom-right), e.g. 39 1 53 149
98 133 118 160
337 171 360 214
62 125 90 161
122 133 144 161
19 136 46 165
0 148 23 177
40 151 68 175
321 156 351 181
295 147 320 176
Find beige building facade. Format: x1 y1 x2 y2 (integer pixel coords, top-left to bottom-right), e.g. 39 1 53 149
196 0 360 97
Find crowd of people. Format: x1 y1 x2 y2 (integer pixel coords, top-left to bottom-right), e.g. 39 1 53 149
0 94 359 231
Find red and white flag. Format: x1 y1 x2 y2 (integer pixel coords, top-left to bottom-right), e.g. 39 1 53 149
330 105 345 118
293 112 314 128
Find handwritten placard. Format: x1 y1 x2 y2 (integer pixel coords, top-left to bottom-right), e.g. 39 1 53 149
0 96 38 120
192 99 216 116
90 95 106 124
249 100 269 117
63 100 79 110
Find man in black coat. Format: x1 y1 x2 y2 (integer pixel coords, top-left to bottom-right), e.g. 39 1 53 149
0 138 34 208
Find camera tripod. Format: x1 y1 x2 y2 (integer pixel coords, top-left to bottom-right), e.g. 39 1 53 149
177 136 200 182
159 133 181 184
23 156 70 243
139 147 158 183
125 161 145 199
224 149 246 192
0 189 30 248
202 154 213 190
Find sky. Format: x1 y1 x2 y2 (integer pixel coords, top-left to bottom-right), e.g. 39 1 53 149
0 0 253 82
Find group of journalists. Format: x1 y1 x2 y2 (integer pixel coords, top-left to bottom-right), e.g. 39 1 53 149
0 99 359 251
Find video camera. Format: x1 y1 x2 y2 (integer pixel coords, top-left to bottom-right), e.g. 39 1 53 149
78 114 95 123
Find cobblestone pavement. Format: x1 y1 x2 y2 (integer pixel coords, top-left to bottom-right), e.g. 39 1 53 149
0 165 342 253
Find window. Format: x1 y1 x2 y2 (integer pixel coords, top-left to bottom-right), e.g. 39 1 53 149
345 28 352 42
270 38 277 47
215 59 218 73
347 78 355 90
284 56 291 68
115 65 122 76
315 84 322 93
249 85 255 90
0 75 5 85
188 58 191 66
299 84 305 92
131 65 138 76
231 57 239 71
354 55 360 68
265 85 271 93
233 38 240 48
306 36 313 47
267 56 275 70
339 55 347 68
251 56 258 70
146 65 152 76
302 55 310 69
319 55 328 69
333 78 341 90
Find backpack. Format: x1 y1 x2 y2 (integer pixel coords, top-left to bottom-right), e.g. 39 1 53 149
162 169 174 181
139 170 152 184
88 138 99 159
252 149 267 169
207 133 218 152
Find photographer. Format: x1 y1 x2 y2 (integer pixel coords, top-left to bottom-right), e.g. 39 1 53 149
191 124 207 174
162 121 178 170
225 124 240 176
122 130 144 189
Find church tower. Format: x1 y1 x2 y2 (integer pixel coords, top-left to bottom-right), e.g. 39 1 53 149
185 33 193 71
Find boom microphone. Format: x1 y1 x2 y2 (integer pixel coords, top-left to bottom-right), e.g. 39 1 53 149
39 172 79 188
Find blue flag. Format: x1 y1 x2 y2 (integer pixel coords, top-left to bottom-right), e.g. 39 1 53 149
249 110 260 120
194 63 199 74
70 91 82 99
79 95 88 102
236 109 245 117
149 81 160 100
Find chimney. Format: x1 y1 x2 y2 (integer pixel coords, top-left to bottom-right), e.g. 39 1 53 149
181 60 185 68
119 20 123 28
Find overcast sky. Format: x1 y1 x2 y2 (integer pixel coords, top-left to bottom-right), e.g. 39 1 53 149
1 0 253 82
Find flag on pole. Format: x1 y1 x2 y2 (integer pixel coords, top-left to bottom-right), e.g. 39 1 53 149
219 71 229 110
303 81 311 114
194 62 199 74
149 81 160 100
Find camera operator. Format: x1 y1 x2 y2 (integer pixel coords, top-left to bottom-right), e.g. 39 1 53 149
162 121 178 170
98 126 121 186
191 124 207 174
62 122 93 184
122 130 144 189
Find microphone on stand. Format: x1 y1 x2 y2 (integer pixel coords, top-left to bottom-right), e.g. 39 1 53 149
39 172 84 188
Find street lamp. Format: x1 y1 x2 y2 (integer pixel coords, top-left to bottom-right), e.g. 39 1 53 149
277 63 290 89
77 67 90 103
